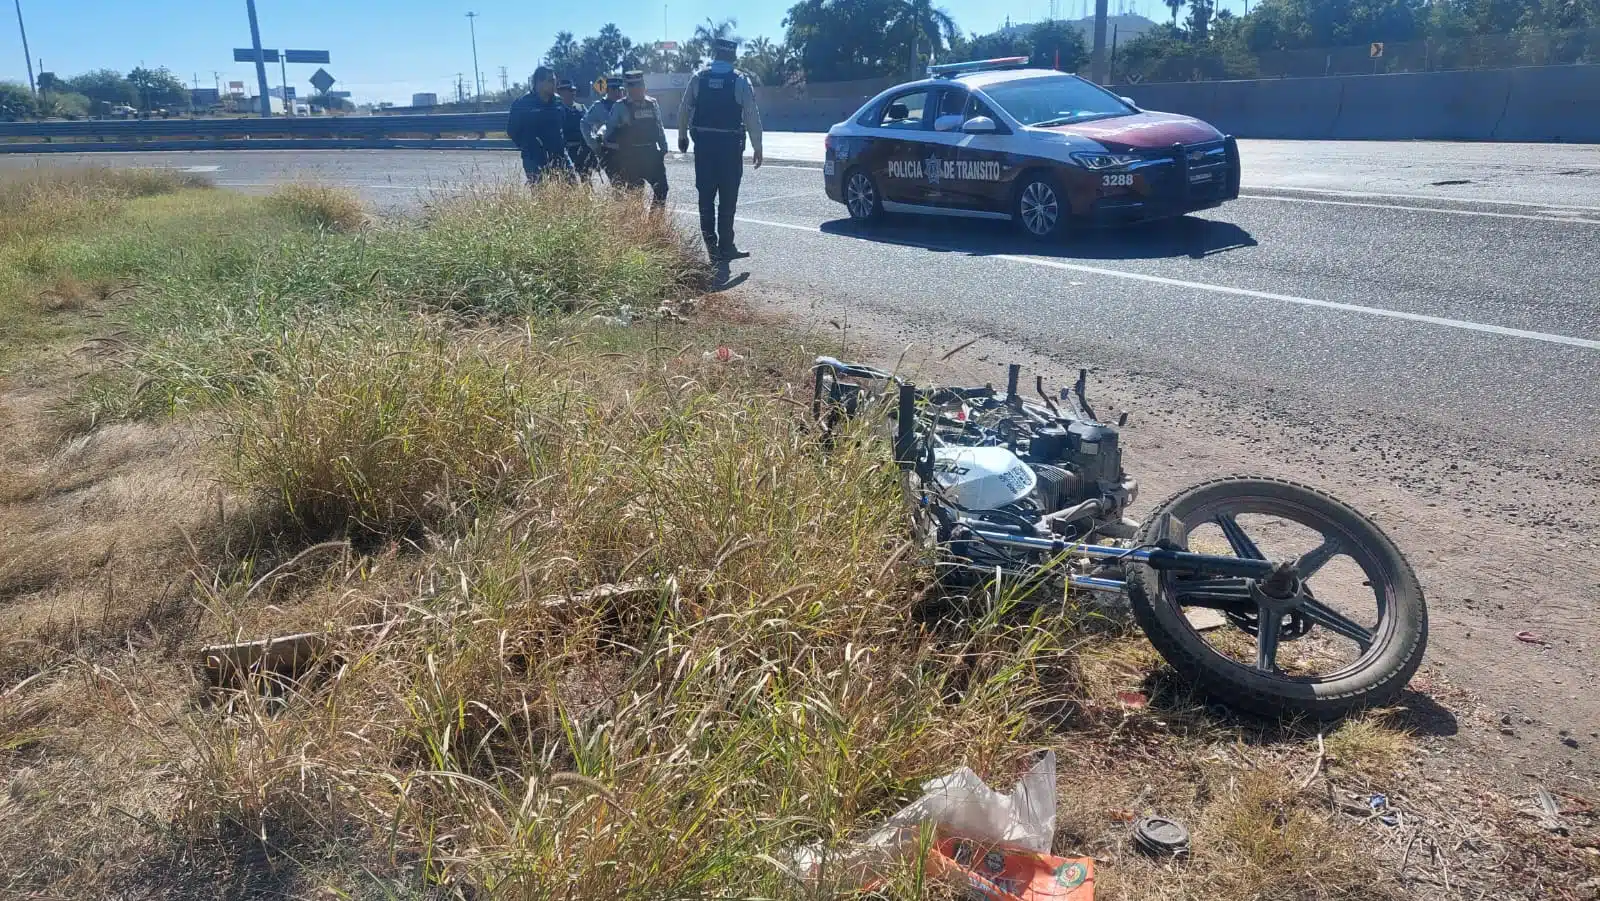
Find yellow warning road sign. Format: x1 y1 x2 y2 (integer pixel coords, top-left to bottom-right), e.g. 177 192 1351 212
593 76 608 94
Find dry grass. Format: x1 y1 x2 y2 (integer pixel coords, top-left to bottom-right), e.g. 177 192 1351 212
265 182 366 232
1324 712 1414 781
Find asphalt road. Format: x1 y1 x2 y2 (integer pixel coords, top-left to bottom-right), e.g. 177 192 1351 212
5 141 1595 450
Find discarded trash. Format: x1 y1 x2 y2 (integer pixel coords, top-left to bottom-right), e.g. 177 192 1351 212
1132 816 1190 858
1516 630 1546 645
703 345 744 363
1115 691 1149 709
931 838 1095 900
1368 793 1400 826
1183 607 1228 631
790 751 1092 898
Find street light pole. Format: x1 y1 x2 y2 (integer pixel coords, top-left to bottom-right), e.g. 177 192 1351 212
466 11 483 110
245 0 272 117
13 0 35 94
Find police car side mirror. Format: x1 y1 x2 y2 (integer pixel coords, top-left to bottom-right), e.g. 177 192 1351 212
961 116 997 134
1120 96 1139 108
934 114 964 132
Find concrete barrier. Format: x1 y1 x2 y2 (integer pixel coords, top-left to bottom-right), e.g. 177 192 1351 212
1122 64 1600 142
1220 76 1344 139
1492 65 1600 142
1330 68 1512 140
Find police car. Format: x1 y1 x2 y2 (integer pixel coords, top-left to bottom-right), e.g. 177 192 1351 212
822 57 1240 240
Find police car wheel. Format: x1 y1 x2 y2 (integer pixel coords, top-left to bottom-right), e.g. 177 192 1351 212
844 168 883 222
1014 174 1065 240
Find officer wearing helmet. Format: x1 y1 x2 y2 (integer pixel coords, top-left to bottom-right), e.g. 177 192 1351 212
678 37 764 262
602 71 670 209
506 66 570 183
556 79 595 180
582 74 626 182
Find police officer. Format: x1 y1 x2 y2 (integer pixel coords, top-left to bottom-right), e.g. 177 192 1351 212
506 66 570 183
678 37 764 262
603 71 669 210
556 79 595 180
582 74 626 182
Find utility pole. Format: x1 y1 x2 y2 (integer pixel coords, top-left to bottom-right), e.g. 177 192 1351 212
466 12 483 111
280 53 291 115
1090 0 1109 83
245 0 272 116
13 0 35 94
455 73 465 104
499 65 508 93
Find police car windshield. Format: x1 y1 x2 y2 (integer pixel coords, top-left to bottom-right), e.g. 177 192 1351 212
981 74 1133 127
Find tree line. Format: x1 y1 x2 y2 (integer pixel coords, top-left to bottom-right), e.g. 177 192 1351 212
538 0 1598 88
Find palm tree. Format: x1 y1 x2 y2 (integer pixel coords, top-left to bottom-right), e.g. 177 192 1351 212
888 0 958 74
1165 0 1184 26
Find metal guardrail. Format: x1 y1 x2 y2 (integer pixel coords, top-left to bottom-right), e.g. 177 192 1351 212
0 113 514 153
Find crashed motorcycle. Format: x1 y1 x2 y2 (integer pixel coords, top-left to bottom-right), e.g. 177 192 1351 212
811 357 1428 720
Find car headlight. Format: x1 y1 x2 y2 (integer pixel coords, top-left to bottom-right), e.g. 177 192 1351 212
1071 152 1141 170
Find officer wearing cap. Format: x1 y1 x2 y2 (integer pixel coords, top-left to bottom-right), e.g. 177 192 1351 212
583 74 626 182
506 66 570 183
556 79 595 180
678 37 764 262
603 71 670 209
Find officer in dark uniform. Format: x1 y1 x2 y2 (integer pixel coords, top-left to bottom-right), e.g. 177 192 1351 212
603 71 669 210
556 79 596 180
506 66 570 183
582 74 626 182
678 37 764 261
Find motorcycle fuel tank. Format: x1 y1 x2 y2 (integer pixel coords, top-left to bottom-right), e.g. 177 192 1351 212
932 446 1038 510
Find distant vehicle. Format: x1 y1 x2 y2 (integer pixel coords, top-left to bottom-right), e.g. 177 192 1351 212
109 105 137 119
822 57 1241 240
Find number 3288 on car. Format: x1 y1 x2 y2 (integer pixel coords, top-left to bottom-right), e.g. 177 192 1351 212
822 57 1241 240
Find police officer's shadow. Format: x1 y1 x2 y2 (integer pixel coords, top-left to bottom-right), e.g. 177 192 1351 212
707 262 751 292
819 213 1258 262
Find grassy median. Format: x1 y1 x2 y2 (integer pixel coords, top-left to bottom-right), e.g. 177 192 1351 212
0 168 1579 900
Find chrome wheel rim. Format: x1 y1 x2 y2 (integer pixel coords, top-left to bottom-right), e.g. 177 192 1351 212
1020 181 1059 235
846 173 876 219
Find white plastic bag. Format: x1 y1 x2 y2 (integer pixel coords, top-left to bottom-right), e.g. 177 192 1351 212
790 750 1057 885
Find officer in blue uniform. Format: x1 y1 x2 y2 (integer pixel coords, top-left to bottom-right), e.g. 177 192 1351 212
506 66 570 183
603 71 670 210
677 37 764 261
556 79 596 180
583 74 626 183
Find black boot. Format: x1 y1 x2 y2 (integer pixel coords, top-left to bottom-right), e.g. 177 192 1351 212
720 243 751 261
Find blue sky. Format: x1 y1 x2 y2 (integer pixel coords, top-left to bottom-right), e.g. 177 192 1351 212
1 0 1207 104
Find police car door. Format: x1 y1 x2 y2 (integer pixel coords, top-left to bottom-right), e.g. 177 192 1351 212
949 91 1017 215
867 87 937 206
925 86 984 210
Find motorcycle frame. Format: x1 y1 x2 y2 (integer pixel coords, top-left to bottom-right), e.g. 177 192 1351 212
812 357 1304 602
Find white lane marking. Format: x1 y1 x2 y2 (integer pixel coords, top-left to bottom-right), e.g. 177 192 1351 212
1239 192 1600 224
721 213 1600 351
1256 185 1600 213
756 163 822 171
736 190 819 207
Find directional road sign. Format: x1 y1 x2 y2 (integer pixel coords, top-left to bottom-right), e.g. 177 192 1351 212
309 68 335 93
234 47 280 63
1370 42 1385 58
285 49 331 64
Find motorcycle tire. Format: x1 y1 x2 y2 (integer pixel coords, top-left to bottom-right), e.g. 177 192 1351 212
1125 476 1427 720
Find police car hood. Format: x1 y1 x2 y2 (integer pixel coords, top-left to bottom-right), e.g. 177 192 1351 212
1028 111 1223 151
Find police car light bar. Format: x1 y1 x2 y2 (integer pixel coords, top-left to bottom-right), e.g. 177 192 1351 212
928 56 1032 77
